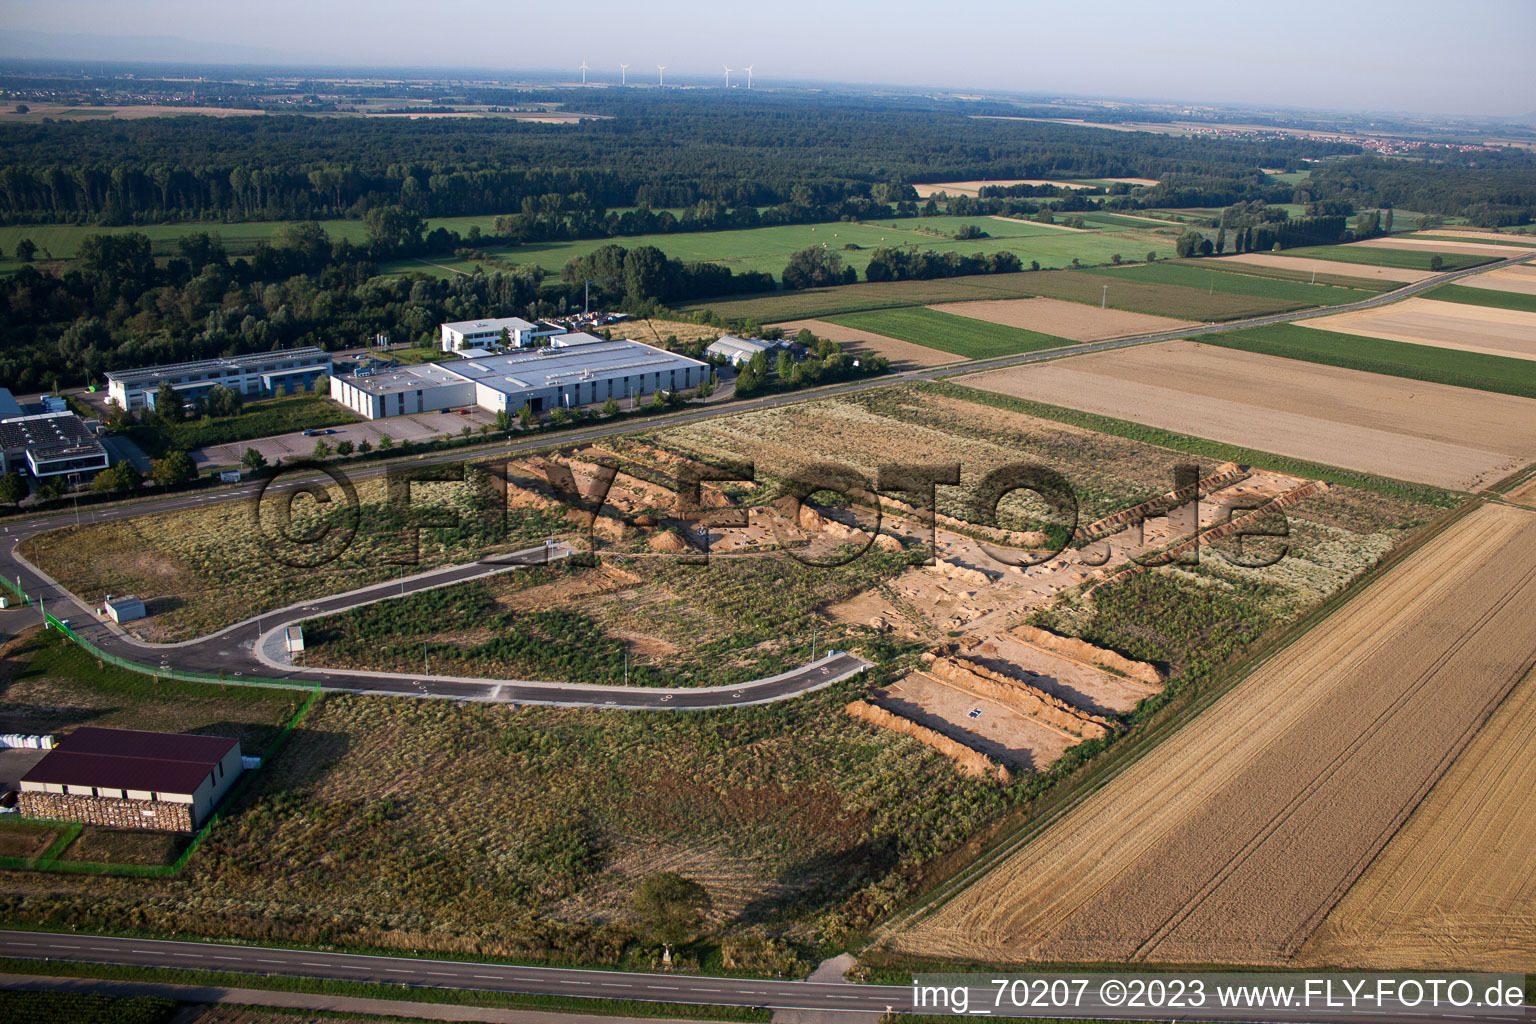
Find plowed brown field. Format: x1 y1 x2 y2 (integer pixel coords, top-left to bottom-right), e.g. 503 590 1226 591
1303 297 1536 361
774 318 963 369
889 502 1536 965
927 297 1198 341
956 341 1536 491
1353 237 1536 258
1225 252 1434 284
1460 264 1536 297
1300 662 1536 971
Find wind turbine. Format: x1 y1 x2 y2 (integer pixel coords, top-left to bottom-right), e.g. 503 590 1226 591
619 62 629 85
723 65 732 88
656 65 667 86
579 59 589 84
743 65 754 89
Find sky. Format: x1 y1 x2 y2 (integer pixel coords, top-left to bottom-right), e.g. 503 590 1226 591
7 0 1535 118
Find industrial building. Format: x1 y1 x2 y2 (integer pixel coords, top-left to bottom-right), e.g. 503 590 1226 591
330 338 710 420
0 412 110 481
105 347 333 411
0 388 22 420
706 334 784 366
439 316 567 353
17 727 244 832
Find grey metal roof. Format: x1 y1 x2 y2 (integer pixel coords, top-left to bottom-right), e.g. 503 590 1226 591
104 347 329 388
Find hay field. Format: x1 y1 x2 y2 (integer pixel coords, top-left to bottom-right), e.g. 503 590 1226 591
1459 263 1536 296
1405 229 1535 243
1352 237 1536 259
927 297 1198 341
1303 297 1536 361
956 341 1536 491
912 180 1098 197
1217 252 1434 284
773 318 962 369
1301 663 1536 971
890 501 1536 965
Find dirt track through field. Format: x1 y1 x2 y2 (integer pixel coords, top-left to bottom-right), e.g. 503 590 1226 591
956 340 1536 491
773 319 962 369
890 502 1536 965
1459 263 1536 296
1303 297 1536 361
928 298 1198 341
1221 252 1435 284
1300 662 1536 971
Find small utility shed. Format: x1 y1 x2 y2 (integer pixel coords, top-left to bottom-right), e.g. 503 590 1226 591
18 727 243 832
104 595 146 623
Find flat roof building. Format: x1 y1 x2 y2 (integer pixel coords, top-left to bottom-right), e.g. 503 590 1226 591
0 412 110 480
440 317 568 353
18 727 243 831
706 335 783 366
104 595 147 624
331 339 709 420
105 347 332 411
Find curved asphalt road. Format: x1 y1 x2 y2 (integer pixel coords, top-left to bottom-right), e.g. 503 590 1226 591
0 252 1525 708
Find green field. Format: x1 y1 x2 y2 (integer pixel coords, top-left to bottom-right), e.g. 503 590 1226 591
1198 322 1536 399
1421 283 1536 314
1083 260 1377 305
426 215 1173 280
825 307 1073 359
1274 245 1495 271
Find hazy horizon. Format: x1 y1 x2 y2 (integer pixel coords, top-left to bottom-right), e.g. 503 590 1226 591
5 0 1535 119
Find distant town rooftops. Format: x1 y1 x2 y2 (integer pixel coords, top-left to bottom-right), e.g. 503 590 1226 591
103 347 329 389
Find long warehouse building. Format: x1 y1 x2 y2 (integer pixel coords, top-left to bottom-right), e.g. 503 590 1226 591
330 338 709 420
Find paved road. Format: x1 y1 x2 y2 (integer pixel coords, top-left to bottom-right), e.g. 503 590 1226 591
0 253 1523 707
2 931 1525 1023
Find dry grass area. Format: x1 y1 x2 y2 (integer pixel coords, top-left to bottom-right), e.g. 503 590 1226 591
774 318 963 369
1301 662 1536 971
1303 296 1536 361
1224 252 1434 284
928 297 1198 341
1507 474 1536 507
912 180 1097 197
957 340 1536 491
1353 237 1536 258
625 318 725 348
889 501 1536 965
1460 263 1536 296
17 472 566 642
1406 229 1534 243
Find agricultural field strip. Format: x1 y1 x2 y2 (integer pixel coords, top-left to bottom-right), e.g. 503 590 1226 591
954 341 1536 491
1301 298 1536 362
891 502 1536 965
1299 661 1536 971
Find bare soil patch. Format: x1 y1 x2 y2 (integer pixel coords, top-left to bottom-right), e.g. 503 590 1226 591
912 180 1097 197
1301 661 1536 971
928 297 1198 341
775 318 963 368
1304 297 1536 361
1406 229 1534 243
1459 264 1536 297
956 340 1536 491
890 501 1536 965
879 671 1076 773
1353 237 1536 258
1224 252 1434 284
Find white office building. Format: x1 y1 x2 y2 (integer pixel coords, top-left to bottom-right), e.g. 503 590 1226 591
105 347 332 411
330 339 710 420
439 317 567 353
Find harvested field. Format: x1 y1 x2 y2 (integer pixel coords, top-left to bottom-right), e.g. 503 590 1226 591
912 180 1097 197
1219 252 1434 284
1405 229 1536 243
927 297 1198 341
1303 297 1536 361
890 501 1536 965
1352 236 1536 258
774 318 963 368
1507 474 1536 508
1301 663 1536 971
956 340 1536 491
1458 263 1536 296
